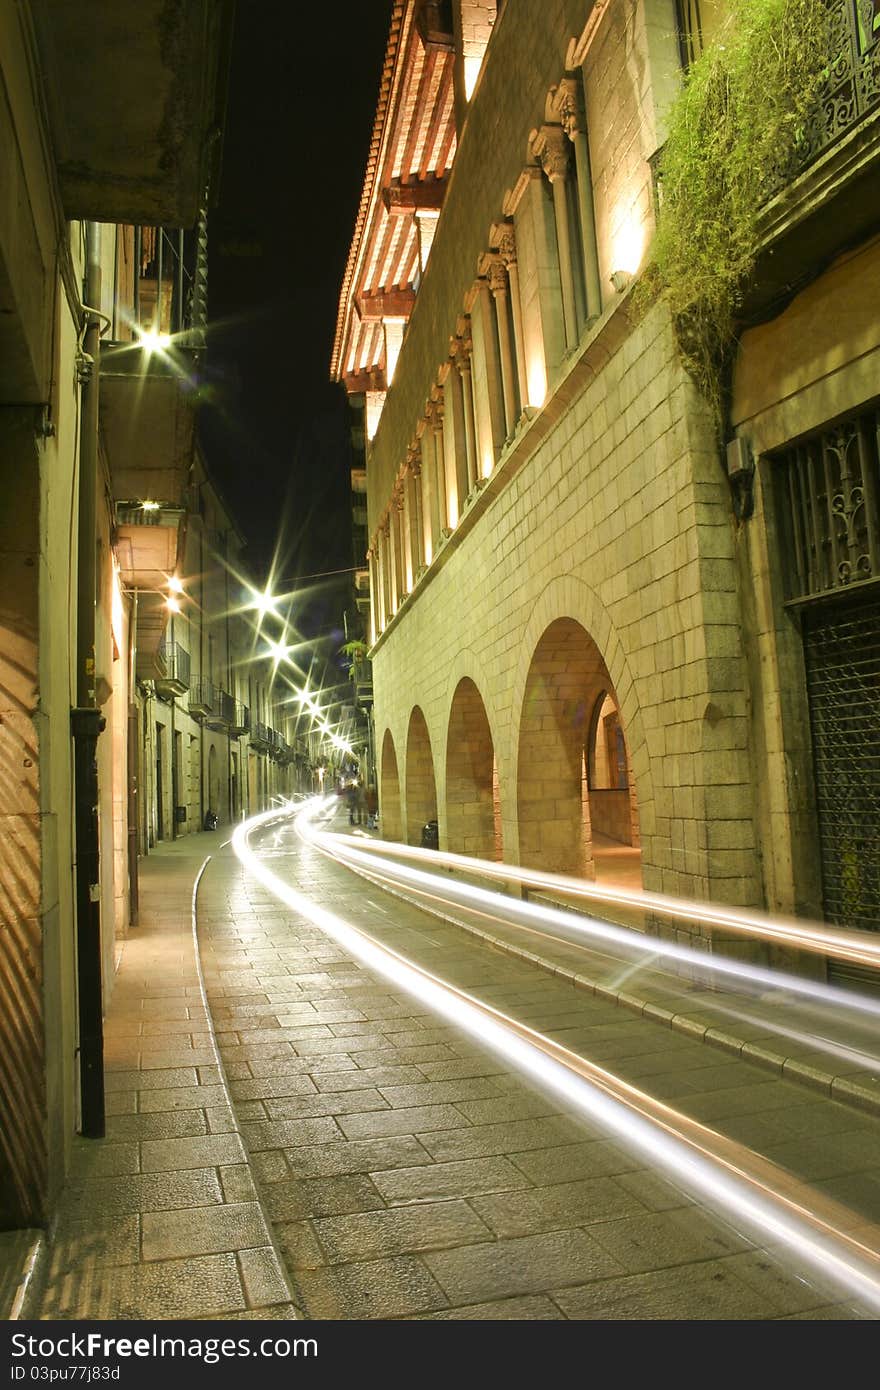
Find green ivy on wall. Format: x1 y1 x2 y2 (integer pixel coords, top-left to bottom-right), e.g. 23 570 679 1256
642 0 831 436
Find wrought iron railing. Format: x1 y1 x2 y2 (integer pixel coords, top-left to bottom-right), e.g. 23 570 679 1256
775 406 880 602
189 677 215 715
157 641 191 690
793 0 880 174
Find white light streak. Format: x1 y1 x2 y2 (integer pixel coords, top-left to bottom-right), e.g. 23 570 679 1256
305 828 880 1023
232 803 880 1316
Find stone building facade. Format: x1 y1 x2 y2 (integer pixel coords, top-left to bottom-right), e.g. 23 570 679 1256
333 0 880 980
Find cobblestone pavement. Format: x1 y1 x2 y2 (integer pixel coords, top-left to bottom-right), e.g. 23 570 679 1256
32 838 295 1321
22 814 879 1321
195 811 880 1321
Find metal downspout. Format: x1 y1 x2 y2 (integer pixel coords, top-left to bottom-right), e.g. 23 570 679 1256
71 222 105 1138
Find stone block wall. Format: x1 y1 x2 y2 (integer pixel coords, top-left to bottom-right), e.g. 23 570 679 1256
373 297 760 907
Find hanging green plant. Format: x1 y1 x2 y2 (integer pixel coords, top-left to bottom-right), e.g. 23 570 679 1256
642 0 832 435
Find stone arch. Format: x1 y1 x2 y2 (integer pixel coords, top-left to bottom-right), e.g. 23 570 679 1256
586 689 641 849
446 677 501 859
379 727 402 842
405 706 437 844
509 574 654 864
517 616 642 884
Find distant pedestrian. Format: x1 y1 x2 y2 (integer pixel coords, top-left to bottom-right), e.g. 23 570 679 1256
354 779 368 826
345 782 356 825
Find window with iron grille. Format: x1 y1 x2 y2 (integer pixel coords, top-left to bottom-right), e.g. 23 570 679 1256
773 405 880 603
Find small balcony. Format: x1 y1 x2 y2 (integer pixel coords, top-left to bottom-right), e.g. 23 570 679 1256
205 688 235 732
353 656 373 709
30 1 234 226
229 701 250 736
155 642 191 697
189 678 215 720
746 0 880 315
251 721 271 752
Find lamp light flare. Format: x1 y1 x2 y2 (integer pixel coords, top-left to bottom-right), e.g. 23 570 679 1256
140 500 161 512
164 595 181 614
167 574 185 594
249 588 280 620
137 327 172 353
232 803 880 1317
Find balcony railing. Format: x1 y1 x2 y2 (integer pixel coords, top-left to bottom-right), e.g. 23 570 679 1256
189 678 215 718
353 655 373 709
229 701 250 735
156 641 191 696
251 720 270 751
784 0 880 184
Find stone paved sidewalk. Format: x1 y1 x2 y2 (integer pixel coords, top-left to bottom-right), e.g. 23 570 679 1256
31 835 296 1321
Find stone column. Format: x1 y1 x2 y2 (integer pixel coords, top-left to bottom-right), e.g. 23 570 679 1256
474 272 507 473
419 421 437 564
536 125 578 352
399 473 413 595
367 546 379 644
496 222 529 414
407 450 424 575
431 398 448 534
385 511 398 617
488 255 518 437
375 527 387 633
454 332 479 497
558 78 602 321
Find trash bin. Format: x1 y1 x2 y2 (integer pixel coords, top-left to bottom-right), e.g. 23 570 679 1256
420 819 439 849
175 805 187 824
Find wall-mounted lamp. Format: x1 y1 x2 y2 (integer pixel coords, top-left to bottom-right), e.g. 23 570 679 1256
610 269 632 293
726 436 756 521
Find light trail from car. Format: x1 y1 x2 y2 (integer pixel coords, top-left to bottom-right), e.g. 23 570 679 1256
232 801 880 1316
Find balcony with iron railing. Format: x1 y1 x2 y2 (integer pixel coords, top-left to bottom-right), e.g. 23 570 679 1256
155 641 191 696
229 701 250 736
101 220 207 517
189 677 215 719
251 720 271 751
650 1 880 318
743 0 879 314
352 655 373 709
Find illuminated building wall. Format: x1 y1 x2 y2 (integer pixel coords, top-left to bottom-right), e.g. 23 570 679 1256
337 0 880 949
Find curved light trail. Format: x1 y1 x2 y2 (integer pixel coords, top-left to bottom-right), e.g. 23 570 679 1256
232 801 880 1317
304 819 880 1026
327 831 880 972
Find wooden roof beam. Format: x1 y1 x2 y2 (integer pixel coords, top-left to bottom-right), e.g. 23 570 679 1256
382 178 447 215
343 366 388 394
355 287 416 321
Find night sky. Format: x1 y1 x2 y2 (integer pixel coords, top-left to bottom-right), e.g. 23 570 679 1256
199 3 393 607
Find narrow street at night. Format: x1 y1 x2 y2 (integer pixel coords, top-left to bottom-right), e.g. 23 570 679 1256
3 0 880 1348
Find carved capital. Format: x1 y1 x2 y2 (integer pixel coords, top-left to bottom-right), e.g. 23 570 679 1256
486 255 508 297
553 78 584 141
532 124 570 182
492 219 517 267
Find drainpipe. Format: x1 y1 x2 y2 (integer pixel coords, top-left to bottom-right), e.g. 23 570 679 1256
127 589 139 924
71 221 105 1139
